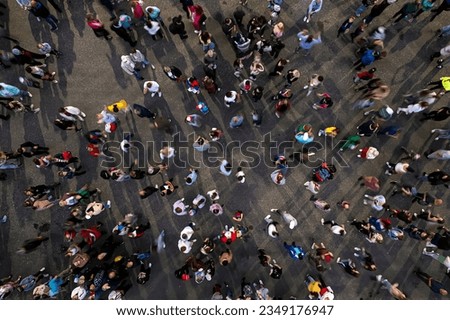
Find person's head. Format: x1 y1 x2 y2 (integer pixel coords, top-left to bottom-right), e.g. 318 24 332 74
374 233 383 244
180 246 186 252
59 200 66 207
175 207 182 213
224 18 232 25
86 13 95 21
434 198 443 206
221 260 228 266
226 91 233 98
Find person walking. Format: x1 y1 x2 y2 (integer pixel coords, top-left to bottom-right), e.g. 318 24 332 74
0 82 32 100
168 15 188 40
111 20 137 46
303 0 323 23
130 48 155 70
121 55 143 81
415 270 447 295
86 13 112 40
421 107 450 122
143 81 162 97
28 0 59 31
296 30 322 55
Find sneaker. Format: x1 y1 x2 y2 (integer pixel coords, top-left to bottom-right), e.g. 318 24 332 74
51 72 56 76
0 215 7 223
194 30 200 34
376 275 382 282
151 65 156 70
151 93 156 97
354 247 361 251
270 209 278 212
96 188 101 194
435 137 439 140
158 91 162 97
28 92 33 97
154 184 158 189
40 267 46 272
303 85 309 90
320 218 324 225
37 17 41 21
431 129 436 133
336 257 341 263
148 262 152 268
303 16 307 22
52 80 58 83
318 130 324 137
106 200 111 208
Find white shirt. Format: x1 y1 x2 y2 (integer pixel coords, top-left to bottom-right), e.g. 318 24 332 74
178 239 194 253
143 81 160 94
173 200 188 216
280 211 298 229
180 226 194 240
144 21 160 35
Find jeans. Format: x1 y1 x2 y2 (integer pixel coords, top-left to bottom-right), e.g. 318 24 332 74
440 24 450 37
355 4 368 16
132 70 143 80
45 15 59 30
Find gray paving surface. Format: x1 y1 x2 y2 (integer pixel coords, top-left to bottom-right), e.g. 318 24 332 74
0 0 449 300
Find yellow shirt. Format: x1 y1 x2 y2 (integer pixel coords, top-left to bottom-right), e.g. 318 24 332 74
106 99 128 113
441 77 450 91
324 126 338 137
308 281 321 294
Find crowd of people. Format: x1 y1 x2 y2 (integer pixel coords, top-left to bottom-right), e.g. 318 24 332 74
0 0 449 300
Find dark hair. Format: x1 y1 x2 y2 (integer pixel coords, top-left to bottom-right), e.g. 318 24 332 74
222 260 228 266
186 177 192 184
318 75 324 82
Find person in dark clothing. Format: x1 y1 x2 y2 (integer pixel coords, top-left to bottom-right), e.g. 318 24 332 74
179 0 194 19
11 45 47 65
430 0 450 21
131 103 157 119
24 183 59 198
16 141 49 158
233 7 246 28
421 170 450 187
390 1 419 23
420 107 450 122
221 18 236 37
110 21 136 46
163 65 184 82
28 0 59 31
139 185 159 199
363 0 394 24
54 118 80 131
99 0 117 20
415 270 448 295
137 263 152 284
429 228 450 250
269 38 285 59
168 15 188 39
17 236 49 254
269 58 289 76
251 86 264 102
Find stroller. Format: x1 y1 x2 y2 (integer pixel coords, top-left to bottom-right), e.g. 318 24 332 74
312 162 336 183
